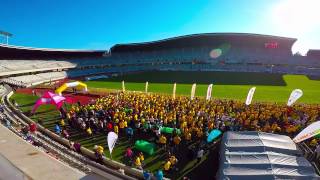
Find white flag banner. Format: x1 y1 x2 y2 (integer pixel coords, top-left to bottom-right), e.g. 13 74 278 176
245 87 256 105
173 83 176 99
107 132 118 156
287 89 303 106
293 121 320 143
191 83 196 100
122 81 125 92
206 84 213 101
145 81 149 93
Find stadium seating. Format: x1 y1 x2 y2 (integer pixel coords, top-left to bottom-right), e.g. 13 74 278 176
0 60 76 76
1 71 67 87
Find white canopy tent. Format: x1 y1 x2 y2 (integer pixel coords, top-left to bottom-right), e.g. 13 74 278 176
217 131 319 180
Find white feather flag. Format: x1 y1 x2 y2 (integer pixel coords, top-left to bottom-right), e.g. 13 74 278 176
145 81 149 93
206 84 213 101
191 83 196 100
107 132 118 158
287 89 303 106
122 81 125 92
173 83 176 99
245 87 256 105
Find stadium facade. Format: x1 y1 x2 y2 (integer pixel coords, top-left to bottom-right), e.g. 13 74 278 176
0 33 319 87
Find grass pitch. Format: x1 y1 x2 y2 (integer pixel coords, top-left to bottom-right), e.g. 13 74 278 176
85 71 320 104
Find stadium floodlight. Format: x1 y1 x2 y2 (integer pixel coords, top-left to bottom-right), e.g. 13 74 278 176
0 30 13 45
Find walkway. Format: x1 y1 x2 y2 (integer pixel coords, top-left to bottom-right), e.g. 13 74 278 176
0 124 86 180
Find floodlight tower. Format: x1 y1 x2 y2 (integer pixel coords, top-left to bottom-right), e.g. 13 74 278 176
0 30 13 45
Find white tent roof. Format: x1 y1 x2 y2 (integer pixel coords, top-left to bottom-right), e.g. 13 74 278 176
217 131 319 180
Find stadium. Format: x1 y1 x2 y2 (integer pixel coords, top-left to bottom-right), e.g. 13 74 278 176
1 29 320 180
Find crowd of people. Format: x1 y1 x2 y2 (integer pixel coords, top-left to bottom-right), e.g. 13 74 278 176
61 92 320 178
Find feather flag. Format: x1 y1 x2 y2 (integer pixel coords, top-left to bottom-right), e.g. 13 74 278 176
191 83 196 100
206 84 213 101
173 83 176 99
245 87 256 105
287 89 303 106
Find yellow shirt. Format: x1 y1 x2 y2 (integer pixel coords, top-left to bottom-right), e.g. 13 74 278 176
97 146 104 155
135 157 141 166
119 121 125 129
185 132 191 141
114 125 119 134
159 136 167 144
60 119 65 126
139 154 144 161
310 139 318 147
87 128 92 135
164 161 171 171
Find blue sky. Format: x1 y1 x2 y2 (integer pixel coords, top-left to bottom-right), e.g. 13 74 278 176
0 0 319 54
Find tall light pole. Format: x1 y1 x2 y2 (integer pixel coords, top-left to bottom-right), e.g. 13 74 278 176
0 30 13 45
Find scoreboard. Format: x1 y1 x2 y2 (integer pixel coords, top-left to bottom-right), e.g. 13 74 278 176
265 42 278 49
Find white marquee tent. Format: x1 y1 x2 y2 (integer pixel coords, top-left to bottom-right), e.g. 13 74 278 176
217 131 319 180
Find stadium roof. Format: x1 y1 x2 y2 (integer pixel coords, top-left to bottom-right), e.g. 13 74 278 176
0 43 105 59
306 49 320 58
217 131 319 180
110 33 297 52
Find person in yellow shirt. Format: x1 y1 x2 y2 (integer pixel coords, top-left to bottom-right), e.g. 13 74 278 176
185 131 192 143
86 127 92 136
119 121 125 134
134 156 142 169
114 125 119 134
60 119 65 127
159 135 167 149
164 160 171 171
310 139 318 147
138 152 144 164
97 145 104 155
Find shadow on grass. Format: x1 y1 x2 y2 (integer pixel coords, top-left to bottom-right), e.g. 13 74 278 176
99 71 287 86
307 75 320 81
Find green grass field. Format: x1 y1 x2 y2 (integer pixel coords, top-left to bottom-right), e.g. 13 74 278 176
85 71 320 104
